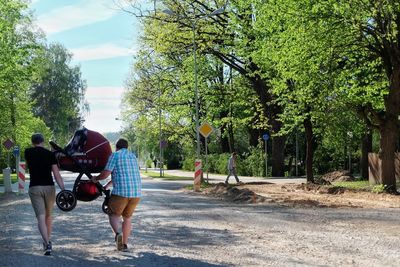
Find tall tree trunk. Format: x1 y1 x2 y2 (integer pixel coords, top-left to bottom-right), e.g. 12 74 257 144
219 120 231 153
361 129 372 180
379 118 398 191
248 127 261 147
304 116 314 183
270 115 286 176
249 68 286 176
378 56 400 192
228 119 235 152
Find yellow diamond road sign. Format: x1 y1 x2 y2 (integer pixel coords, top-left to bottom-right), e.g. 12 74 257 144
199 122 214 138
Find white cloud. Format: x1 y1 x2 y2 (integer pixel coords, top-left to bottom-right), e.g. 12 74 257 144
36 0 127 34
84 86 125 132
85 86 125 99
70 43 136 61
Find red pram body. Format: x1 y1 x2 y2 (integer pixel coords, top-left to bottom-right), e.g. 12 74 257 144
50 127 112 212
56 128 112 173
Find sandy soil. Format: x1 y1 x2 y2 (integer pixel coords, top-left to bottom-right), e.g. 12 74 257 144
237 182 400 209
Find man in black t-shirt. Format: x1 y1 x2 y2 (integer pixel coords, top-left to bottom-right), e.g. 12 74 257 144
25 133 65 256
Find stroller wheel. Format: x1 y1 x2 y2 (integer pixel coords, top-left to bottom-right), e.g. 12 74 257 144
102 198 110 214
56 190 77 211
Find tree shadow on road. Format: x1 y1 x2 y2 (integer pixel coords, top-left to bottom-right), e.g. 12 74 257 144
0 251 230 267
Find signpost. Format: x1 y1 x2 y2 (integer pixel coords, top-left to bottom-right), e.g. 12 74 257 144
3 139 14 193
13 146 20 183
199 122 214 183
263 133 269 178
159 140 167 177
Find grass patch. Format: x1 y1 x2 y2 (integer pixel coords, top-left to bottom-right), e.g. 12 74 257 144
0 173 18 185
141 171 193 181
332 180 370 190
331 180 400 193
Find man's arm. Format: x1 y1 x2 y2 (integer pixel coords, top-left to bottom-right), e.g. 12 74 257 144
91 170 112 183
52 164 65 190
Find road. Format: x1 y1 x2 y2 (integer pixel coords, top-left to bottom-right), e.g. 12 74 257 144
148 168 307 184
0 172 399 266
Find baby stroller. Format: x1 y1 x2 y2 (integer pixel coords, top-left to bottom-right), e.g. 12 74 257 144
50 127 112 213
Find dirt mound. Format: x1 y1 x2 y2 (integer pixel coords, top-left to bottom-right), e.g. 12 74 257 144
321 170 355 182
294 183 346 194
205 183 267 204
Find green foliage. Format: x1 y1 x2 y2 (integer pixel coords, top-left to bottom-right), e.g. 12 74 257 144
0 0 52 168
204 153 230 175
371 184 386 194
182 154 196 171
238 145 266 177
145 159 153 168
0 173 18 185
30 43 87 143
332 181 370 190
121 0 400 188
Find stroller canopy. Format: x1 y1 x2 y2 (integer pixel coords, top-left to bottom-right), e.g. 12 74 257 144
53 127 112 173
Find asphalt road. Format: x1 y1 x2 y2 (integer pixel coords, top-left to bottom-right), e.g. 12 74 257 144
0 172 399 266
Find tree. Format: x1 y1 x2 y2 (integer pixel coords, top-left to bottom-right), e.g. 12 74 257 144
123 0 288 176
30 43 88 143
0 0 51 168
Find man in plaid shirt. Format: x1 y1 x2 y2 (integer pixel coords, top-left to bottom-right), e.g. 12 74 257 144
92 138 141 252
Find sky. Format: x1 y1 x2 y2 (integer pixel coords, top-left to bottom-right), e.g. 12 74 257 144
29 0 141 133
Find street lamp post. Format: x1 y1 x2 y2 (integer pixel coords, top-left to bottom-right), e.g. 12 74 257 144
163 7 224 162
158 83 163 177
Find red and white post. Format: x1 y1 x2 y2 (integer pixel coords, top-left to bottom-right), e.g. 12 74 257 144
194 159 202 192
18 161 26 194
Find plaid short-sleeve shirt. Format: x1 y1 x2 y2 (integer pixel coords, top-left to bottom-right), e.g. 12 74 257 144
104 148 142 198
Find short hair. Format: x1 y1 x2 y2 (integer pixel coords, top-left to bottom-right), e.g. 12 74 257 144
116 138 128 149
31 133 44 145
232 152 237 156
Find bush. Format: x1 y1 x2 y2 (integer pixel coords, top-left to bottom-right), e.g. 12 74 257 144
182 154 196 171
145 159 153 168
238 146 265 177
216 153 230 174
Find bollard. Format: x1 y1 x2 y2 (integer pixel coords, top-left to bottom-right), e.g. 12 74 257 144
18 162 26 194
3 167 12 193
194 159 202 192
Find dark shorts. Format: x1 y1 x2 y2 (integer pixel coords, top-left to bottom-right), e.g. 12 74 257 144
28 186 56 217
108 194 140 218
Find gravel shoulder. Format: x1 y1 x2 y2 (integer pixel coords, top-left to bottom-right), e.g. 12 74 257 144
1 174 400 267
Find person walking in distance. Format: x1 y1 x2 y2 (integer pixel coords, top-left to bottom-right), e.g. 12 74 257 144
225 152 241 184
91 138 141 252
25 133 65 256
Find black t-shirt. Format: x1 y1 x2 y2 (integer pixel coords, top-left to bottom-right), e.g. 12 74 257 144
25 146 57 187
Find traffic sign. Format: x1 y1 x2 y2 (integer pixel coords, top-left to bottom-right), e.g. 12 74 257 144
13 146 20 157
160 140 168 149
3 139 14 150
199 122 214 138
262 133 269 141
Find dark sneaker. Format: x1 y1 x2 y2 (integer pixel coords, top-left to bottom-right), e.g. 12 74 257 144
43 241 52 251
122 244 128 252
115 233 123 251
44 242 52 256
